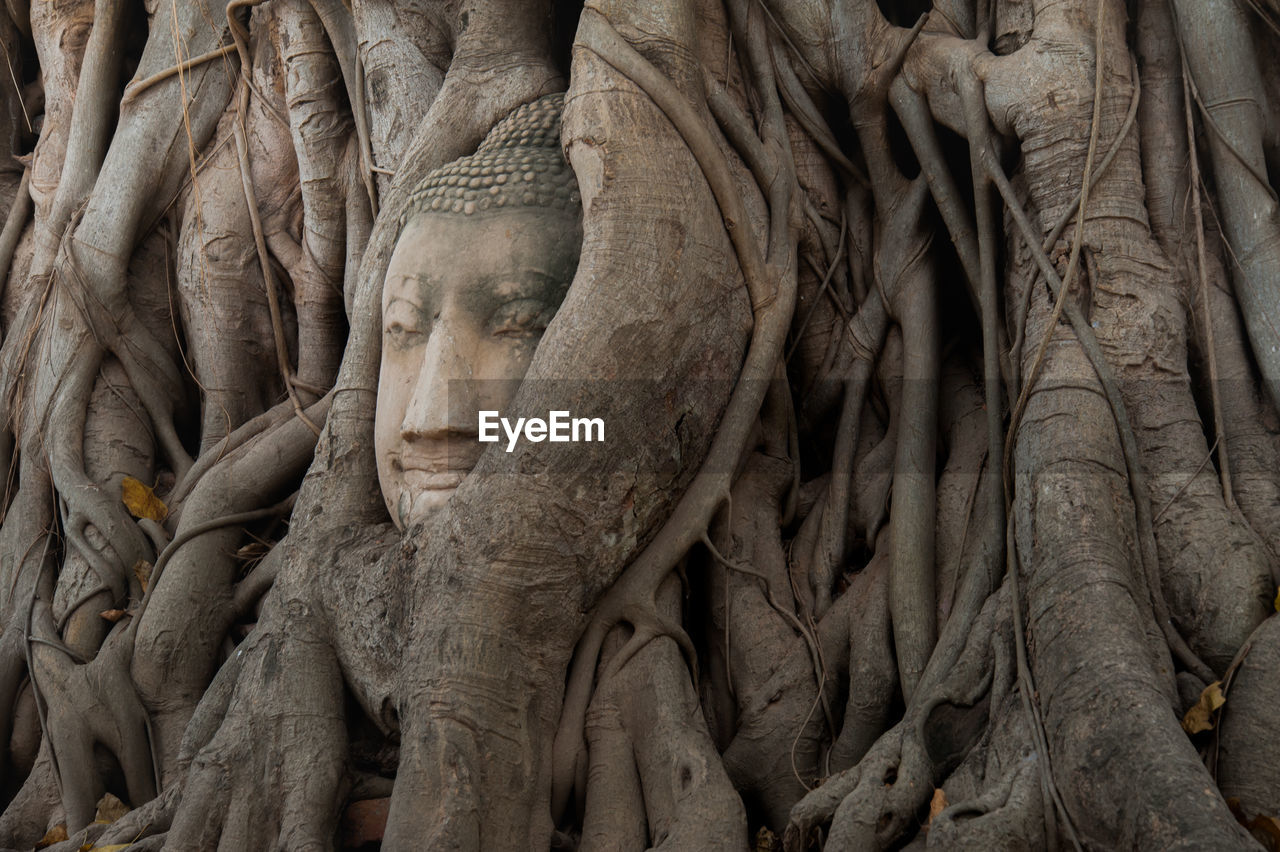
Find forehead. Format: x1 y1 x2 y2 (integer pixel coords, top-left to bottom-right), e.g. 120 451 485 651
383 209 580 304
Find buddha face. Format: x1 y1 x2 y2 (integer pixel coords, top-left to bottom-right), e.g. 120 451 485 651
375 207 581 528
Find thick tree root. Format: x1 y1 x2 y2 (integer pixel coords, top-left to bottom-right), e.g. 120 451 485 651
928 694 1047 850
722 554 888 831
28 600 155 832
582 578 747 849
784 584 1001 851
131 404 326 778
165 599 348 851
1216 615 1280 820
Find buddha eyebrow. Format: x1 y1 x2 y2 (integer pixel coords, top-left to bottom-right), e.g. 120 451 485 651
385 270 441 293
384 294 425 309
487 269 570 294
383 295 434 321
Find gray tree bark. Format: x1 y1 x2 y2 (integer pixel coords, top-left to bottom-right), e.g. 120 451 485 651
0 0 1278 850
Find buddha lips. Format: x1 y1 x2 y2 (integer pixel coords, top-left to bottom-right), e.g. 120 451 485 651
478 410 606 452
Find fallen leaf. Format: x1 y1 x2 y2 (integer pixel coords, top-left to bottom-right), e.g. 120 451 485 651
1274 586 1280 613
133 560 152 593
94 792 129 824
34 824 67 848
1181 680 1226 734
1249 815 1280 851
927 787 949 825
121 475 168 522
754 825 779 852
1227 798 1280 851
100 609 127 622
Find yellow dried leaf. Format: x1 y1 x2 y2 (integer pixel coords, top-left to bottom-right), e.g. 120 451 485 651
753 825 778 852
927 787 949 825
1274 586 1280 612
121 475 168 522
133 560 152 593
94 792 129 824
100 609 127 622
1250 815 1280 852
1181 681 1226 734
34 824 67 848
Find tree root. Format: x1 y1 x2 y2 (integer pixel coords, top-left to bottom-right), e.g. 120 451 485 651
131 397 327 777
928 694 1046 851
582 577 747 849
165 599 348 850
784 583 1000 851
553 2 798 821
1216 614 1280 819
27 599 154 832
723 549 889 831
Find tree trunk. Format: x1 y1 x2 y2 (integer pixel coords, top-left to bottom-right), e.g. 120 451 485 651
0 0 1278 850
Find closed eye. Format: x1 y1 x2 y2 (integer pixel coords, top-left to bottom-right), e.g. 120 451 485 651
386 321 426 348
491 298 556 339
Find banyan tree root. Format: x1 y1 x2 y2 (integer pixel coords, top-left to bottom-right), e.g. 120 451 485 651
27 597 155 832
927 693 1048 850
163 596 349 850
722 545 893 832
175 95 286 452
1216 616 1280 823
785 585 1004 851
581 577 747 850
130 396 328 778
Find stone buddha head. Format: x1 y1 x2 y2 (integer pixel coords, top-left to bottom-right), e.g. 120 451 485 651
375 93 582 529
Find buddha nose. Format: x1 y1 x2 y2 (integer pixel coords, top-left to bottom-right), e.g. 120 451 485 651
401 317 479 440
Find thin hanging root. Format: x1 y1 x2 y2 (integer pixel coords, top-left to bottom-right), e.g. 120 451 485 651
767 36 866 187
701 532 832 732
122 45 237 104
890 82 981 291
1182 66 1234 508
892 53 1139 387
54 581 108 634
786 208 848 363
131 492 297 624
229 81 320 437
830 18 940 700
225 0 287 129
955 105 1011 848
551 6 798 823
